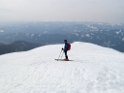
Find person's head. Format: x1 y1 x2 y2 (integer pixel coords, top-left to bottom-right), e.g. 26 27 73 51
64 39 67 43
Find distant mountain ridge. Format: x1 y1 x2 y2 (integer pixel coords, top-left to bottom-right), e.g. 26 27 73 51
0 41 40 55
0 22 124 55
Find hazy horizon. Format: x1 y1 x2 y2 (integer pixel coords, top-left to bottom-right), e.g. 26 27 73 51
0 0 124 23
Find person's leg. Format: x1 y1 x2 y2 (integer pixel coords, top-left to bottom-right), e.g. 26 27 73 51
64 50 68 60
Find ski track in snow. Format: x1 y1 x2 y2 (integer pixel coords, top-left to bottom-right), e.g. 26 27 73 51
0 42 124 93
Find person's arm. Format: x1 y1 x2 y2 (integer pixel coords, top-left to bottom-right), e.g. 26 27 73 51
64 43 68 51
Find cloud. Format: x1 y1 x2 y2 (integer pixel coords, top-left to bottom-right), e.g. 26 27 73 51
0 0 124 23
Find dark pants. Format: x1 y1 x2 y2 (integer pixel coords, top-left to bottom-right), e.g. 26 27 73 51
64 50 68 59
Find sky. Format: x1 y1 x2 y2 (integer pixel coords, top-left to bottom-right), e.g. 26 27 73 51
0 0 124 23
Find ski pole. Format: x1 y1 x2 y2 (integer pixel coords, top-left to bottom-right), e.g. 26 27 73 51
60 50 64 59
57 49 63 60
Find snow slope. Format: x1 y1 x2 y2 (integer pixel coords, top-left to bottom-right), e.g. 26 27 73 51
0 42 124 93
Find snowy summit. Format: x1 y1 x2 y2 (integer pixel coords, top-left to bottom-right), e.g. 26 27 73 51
0 42 124 93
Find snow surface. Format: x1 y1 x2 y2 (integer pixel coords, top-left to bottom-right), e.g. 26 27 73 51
0 42 124 93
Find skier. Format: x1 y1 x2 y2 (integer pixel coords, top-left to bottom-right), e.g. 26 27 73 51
62 39 71 61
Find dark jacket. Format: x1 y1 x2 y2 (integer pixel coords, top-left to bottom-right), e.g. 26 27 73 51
64 42 68 51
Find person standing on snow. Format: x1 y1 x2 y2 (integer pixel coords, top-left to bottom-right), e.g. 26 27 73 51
62 39 71 61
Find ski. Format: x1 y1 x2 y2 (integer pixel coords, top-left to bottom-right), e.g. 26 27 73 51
55 59 73 61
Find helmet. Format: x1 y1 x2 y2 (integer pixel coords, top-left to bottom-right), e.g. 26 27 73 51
64 39 67 43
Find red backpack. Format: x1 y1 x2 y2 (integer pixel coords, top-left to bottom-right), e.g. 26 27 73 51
67 43 71 50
